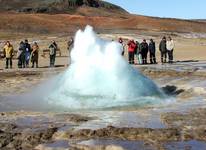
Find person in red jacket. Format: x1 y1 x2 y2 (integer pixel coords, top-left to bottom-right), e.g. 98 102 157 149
127 39 136 64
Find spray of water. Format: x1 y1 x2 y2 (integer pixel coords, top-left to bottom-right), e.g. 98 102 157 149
45 25 165 110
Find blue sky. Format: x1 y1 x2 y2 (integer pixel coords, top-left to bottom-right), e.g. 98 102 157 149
104 0 205 19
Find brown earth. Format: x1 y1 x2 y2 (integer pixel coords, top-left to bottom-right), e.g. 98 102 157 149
0 12 206 36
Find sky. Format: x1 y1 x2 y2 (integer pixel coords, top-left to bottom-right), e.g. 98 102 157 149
104 0 205 19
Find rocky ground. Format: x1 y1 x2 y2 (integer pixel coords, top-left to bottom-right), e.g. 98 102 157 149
0 61 206 149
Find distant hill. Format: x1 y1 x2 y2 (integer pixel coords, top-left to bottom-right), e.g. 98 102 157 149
0 0 128 16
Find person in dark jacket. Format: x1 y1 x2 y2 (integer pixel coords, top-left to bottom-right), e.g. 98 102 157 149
49 40 58 67
17 41 25 68
149 39 157 64
24 39 31 68
134 41 139 64
127 40 136 64
159 36 167 63
140 39 148 64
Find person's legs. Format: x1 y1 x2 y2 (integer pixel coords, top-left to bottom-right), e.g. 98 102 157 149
22 55 25 68
161 52 164 63
142 53 146 64
138 54 143 64
36 60 38 68
131 52 134 64
128 52 132 64
168 50 174 63
50 55 56 67
18 58 22 68
10 58 12 68
145 53 148 64
5 58 9 69
153 53 157 64
53 55 56 67
168 51 171 63
150 53 153 64
27 59 30 67
141 54 144 64
32 60 34 68
170 50 174 63
50 55 52 67
164 52 167 63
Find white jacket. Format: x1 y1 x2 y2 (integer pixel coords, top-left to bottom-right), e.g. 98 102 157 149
166 40 175 51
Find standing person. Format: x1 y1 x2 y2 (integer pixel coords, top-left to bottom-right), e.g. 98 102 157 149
17 41 25 68
118 37 125 56
149 39 157 64
167 36 175 64
49 40 58 67
136 41 143 65
127 39 136 64
159 36 167 63
3 41 14 69
140 39 149 64
31 42 39 68
134 41 139 64
24 39 31 68
67 37 74 57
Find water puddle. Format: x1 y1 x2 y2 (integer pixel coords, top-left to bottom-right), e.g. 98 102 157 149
78 139 155 150
164 140 206 150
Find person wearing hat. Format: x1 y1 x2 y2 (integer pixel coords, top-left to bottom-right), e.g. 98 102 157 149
159 36 167 63
149 39 157 64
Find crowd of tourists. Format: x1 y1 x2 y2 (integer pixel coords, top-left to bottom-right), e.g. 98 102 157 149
1 39 74 69
119 36 175 65
1 36 174 69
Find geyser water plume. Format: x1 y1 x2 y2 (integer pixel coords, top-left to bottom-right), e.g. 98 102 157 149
46 25 165 110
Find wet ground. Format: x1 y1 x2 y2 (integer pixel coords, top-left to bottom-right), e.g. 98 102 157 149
0 61 206 150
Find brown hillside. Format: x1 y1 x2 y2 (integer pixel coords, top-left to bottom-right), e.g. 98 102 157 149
0 13 206 36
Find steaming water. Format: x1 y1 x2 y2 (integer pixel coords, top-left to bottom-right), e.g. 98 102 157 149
45 26 166 110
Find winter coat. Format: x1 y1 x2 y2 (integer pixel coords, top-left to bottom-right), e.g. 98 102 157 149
149 42 156 54
127 40 136 53
24 43 31 61
159 40 167 52
166 40 175 51
17 42 25 59
3 45 14 58
24 43 31 53
31 44 39 62
49 43 57 56
140 42 149 54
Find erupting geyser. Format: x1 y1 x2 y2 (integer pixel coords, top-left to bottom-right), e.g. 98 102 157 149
46 26 165 109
